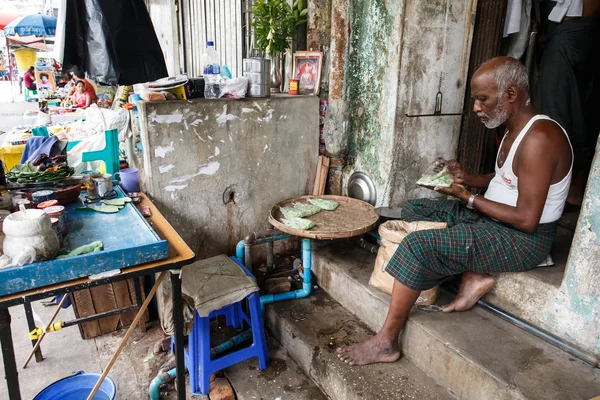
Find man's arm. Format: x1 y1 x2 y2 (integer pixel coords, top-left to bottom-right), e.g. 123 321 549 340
462 173 495 189
465 128 556 232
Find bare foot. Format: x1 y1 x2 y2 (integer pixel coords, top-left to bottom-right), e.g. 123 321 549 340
441 272 495 313
336 335 401 366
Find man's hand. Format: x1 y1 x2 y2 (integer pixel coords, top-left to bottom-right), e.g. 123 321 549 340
433 158 469 185
434 183 470 202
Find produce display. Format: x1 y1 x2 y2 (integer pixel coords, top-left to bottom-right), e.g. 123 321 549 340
7 155 74 184
416 167 454 188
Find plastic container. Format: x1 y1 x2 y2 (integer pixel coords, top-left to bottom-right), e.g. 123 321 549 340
32 190 55 205
44 205 68 238
117 168 140 193
201 41 222 99
33 370 116 400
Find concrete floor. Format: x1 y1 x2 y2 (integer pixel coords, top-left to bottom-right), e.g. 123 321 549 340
0 299 325 400
0 81 37 133
0 300 172 399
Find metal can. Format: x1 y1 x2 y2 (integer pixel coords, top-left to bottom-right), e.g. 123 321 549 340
288 79 299 95
44 205 68 238
50 217 64 249
32 190 54 205
92 174 113 198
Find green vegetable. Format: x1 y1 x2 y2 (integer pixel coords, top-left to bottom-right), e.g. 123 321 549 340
103 198 132 207
308 198 339 211
283 217 315 230
416 167 454 188
280 202 321 218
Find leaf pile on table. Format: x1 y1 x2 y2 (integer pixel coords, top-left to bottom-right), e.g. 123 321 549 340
6 155 74 183
77 197 132 213
281 198 340 230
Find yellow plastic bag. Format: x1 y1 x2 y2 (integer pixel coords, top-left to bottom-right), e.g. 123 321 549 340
369 220 447 305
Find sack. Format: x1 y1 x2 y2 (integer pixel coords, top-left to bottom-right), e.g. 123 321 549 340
369 220 447 305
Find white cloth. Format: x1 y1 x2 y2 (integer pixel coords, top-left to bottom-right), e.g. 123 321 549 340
504 0 523 37
505 0 532 59
181 255 258 318
484 115 573 224
548 0 583 22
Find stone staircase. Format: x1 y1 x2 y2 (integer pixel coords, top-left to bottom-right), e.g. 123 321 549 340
263 239 600 400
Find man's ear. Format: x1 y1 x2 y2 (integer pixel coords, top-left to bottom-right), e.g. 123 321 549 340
506 85 518 103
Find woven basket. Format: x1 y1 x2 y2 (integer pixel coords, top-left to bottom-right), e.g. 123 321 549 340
53 184 82 205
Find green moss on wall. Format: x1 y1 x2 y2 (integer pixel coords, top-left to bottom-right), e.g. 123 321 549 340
344 0 395 183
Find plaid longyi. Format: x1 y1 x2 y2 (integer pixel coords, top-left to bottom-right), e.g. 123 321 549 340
385 199 557 291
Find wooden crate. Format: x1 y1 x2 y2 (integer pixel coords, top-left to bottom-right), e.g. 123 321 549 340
71 278 149 339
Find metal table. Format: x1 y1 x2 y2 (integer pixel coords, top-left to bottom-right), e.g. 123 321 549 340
0 193 195 400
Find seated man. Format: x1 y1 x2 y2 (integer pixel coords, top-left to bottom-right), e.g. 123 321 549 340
23 66 36 91
337 57 573 366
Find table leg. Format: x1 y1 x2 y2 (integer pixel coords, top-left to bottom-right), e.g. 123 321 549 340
0 308 21 400
171 271 186 400
23 301 43 363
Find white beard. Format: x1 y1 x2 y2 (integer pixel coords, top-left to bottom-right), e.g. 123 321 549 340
479 99 509 129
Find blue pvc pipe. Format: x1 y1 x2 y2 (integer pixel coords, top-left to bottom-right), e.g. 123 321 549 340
236 240 245 265
149 368 177 400
260 239 312 309
148 329 252 399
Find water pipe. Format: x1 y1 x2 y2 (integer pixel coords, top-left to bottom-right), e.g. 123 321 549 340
148 329 253 399
149 368 177 400
260 239 312 309
243 230 292 273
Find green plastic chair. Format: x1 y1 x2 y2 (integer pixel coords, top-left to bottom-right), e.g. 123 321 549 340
81 129 120 175
24 88 37 102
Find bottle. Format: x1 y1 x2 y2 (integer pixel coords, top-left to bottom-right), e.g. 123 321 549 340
201 41 221 99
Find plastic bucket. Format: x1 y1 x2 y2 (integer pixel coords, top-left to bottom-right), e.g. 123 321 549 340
117 168 140 193
33 371 116 400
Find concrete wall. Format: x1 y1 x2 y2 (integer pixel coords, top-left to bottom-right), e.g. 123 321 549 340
137 96 319 258
318 0 476 206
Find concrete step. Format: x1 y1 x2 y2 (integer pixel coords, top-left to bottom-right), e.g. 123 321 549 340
310 240 600 400
265 290 455 400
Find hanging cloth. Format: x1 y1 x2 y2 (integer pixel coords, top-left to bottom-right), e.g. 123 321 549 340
60 0 168 85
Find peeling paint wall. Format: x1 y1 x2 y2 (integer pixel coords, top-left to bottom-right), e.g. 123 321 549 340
318 0 476 206
137 97 319 258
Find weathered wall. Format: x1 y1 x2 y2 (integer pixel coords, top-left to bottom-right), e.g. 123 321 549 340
138 96 319 258
318 0 476 206
487 137 600 358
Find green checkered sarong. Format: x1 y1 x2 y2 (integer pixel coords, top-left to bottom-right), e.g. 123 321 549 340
385 199 558 291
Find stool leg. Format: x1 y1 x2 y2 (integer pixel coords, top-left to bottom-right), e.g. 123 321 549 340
188 313 201 394
198 314 212 395
248 292 269 370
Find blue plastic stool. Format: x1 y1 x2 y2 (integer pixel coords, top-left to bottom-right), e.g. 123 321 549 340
81 129 120 175
174 257 269 395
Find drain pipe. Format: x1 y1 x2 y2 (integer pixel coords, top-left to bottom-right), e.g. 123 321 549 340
149 368 178 400
260 239 312 309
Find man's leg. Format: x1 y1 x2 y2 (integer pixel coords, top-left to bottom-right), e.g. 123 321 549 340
441 271 495 313
336 280 420 366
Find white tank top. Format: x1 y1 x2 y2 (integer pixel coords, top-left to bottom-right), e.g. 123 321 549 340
483 114 573 224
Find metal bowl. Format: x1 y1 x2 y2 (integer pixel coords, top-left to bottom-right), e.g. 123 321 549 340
347 172 377 206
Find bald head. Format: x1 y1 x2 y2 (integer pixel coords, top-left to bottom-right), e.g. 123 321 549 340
474 57 529 99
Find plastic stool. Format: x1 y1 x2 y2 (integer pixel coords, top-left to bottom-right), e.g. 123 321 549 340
175 257 269 395
81 129 120 175
24 88 37 102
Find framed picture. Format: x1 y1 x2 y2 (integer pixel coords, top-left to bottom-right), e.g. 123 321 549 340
293 51 323 95
35 69 56 92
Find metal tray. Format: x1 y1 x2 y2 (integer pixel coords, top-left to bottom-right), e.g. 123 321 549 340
0 187 169 296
